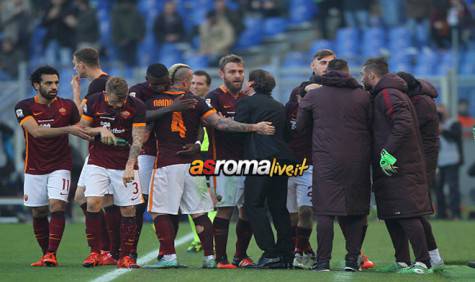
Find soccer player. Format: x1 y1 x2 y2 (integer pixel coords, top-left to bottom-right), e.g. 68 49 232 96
362 58 433 274
15 66 91 266
285 49 335 269
206 54 255 268
397 72 444 267
80 77 145 269
128 63 171 258
71 47 119 264
187 70 216 253
144 64 275 269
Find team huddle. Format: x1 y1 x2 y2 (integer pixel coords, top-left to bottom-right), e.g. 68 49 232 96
15 47 443 274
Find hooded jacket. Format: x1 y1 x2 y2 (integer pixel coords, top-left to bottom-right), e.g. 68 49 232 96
370 73 433 219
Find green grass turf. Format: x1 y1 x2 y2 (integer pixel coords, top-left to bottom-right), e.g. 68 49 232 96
0 220 474 282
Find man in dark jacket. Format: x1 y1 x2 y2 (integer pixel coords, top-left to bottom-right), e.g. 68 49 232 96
362 58 433 274
296 59 372 272
397 72 444 267
235 69 294 269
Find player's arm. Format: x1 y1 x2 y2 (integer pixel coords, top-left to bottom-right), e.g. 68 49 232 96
123 124 145 185
203 111 275 135
71 75 84 112
79 115 116 145
146 95 198 122
21 116 90 139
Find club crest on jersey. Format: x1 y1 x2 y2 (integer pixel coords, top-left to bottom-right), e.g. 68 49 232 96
16 109 24 118
121 110 131 119
58 107 67 116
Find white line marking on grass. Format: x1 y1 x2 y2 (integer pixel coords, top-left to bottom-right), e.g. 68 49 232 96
91 233 194 282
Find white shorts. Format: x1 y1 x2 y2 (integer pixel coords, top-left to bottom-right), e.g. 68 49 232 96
77 155 89 187
211 175 245 208
138 155 155 195
84 165 143 206
23 170 71 207
287 165 313 213
148 163 213 215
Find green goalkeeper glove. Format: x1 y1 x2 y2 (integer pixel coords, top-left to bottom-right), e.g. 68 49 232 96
380 149 398 176
115 138 129 147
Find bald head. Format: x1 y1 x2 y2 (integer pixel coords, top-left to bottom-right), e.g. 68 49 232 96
169 63 193 91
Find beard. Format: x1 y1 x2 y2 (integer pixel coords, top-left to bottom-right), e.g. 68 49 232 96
224 79 243 94
363 81 373 92
39 86 57 100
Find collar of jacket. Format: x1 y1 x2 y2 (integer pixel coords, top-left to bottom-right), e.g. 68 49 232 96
313 71 362 89
371 73 408 96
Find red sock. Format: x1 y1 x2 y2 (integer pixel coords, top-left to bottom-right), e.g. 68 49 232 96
213 217 229 261
291 225 298 251
104 206 121 258
119 216 137 258
132 200 147 255
33 217 49 254
235 218 252 259
296 227 312 254
170 214 179 239
193 215 214 256
99 210 110 251
85 211 103 253
80 203 92 249
47 211 65 253
153 215 176 255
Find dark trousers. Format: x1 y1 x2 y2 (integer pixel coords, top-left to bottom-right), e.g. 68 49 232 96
436 165 461 218
244 175 292 258
316 215 366 263
384 217 431 267
421 216 438 251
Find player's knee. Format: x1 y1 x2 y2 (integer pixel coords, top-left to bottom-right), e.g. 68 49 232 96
102 195 113 208
49 200 66 213
238 207 247 220
217 207 233 219
120 206 136 217
298 206 313 227
86 197 102 212
74 186 86 204
289 212 299 226
31 206 49 218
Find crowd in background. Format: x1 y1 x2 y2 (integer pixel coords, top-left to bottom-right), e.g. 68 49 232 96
0 0 474 78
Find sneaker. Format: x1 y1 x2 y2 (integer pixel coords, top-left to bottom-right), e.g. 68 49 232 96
117 256 140 269
42 252 58 267
293 252 314 270
187 241 202 253
82 252 101 268
217 256 237 269
143 255 179 269
344 259 360 272
397 262 433 274
202 256 217 269
232 256 255 268
31 256 45 267
311 261 330 272
99 251 117 266
360 254 376 269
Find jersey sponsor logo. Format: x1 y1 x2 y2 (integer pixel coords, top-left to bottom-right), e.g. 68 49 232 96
120 110 131 119
111 128 126 134
100 116 115 121
58 107 67 116
16 109 24 118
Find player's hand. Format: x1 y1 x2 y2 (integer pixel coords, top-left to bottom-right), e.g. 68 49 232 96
71 75 81 96
100 128 117 145
254 121 275 135
304 83 321 93
68 125 93 141
176 143 200 156
171 95 198 112
123 166 134 186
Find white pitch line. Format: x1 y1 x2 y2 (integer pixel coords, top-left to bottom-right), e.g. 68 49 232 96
91 233 195 282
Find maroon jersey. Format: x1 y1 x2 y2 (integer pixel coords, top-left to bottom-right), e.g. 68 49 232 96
285 87 312 163
86 73 109 98
206 85 245 160
129 82 157 156
147 90 216 168
82 92 146 170
15 96 80 174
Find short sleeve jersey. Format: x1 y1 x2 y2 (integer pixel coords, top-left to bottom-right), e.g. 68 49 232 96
205 85 246 160
147 90 216 168
82 92 146 170
14 96 80 174
129 82 156 156
86 73 109 99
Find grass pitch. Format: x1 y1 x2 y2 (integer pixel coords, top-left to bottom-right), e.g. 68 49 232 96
1 220 474 282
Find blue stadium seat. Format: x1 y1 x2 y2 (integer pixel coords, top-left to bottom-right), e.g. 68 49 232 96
309 40 333 57
282 52 307 67
184 53 209 69
289 0 316 25
263 17 288 38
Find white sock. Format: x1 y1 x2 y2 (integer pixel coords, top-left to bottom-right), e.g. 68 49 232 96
429 248 443 265
162 254 177 261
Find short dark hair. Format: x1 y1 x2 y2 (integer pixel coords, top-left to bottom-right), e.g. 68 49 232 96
312 49 335 60
219 54 244 70
106 77 129 98
249 69 276 94
147 63 169 79
397 71 420 92
363 57 389 77
193 70 212 86
327 59 349 72
30 66 59 87
73 48 100 67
